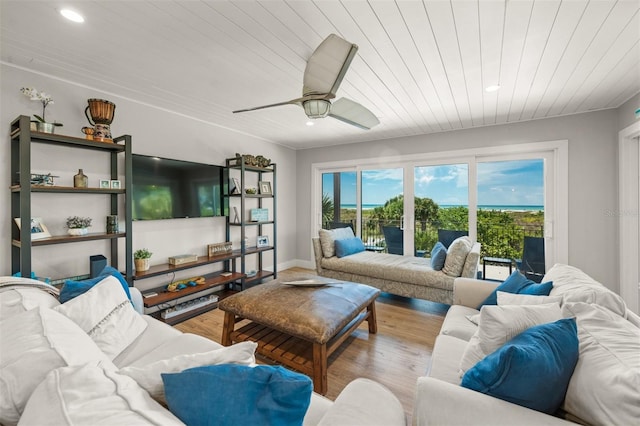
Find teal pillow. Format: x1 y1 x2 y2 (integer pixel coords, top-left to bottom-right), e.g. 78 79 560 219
162 364 312 426
478 270 552 308
461 318 578 414
430 242 447 270
335 237 365 258
59 265 131 303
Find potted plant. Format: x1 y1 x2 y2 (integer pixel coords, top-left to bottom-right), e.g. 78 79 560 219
66 216 92 236
134 248 153 272
20 87 64 133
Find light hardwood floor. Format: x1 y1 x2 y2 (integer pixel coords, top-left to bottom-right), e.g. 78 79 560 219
175 267 449 423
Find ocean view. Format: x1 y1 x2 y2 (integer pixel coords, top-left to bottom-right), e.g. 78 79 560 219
341 204 544 212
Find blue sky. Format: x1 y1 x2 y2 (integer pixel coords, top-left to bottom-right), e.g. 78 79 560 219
322 159 544 206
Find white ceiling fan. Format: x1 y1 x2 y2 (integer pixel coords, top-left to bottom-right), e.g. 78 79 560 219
233 34 379 130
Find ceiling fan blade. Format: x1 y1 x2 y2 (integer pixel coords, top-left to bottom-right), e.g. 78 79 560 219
233 99 300 113
303 34 358 98
328 98 379 130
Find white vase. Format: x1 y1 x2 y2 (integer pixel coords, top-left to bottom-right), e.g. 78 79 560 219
68 228 88 236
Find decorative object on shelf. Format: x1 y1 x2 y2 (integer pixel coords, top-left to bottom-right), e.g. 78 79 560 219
20 87 64 133
257 236 269 248
230 177 241 195
134 248 152 272
106 215 118 234
85 98 116 143
250 208 268 222
168 254 198 266
110 180 121 189
258 181 272 195
245 187 257 195
99 179 111 189
30 173 57 186
232 206 240 224
14 217 51 240
66 216 92 236
73 169 88 188
208 242 233 257
81 126 95 140
234 153 271 168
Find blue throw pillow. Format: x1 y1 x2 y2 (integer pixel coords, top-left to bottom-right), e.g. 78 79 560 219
163 364 312 426
430 242 447 270
59 265 131 303
461 318 578 415
335 237 365 258
478 270 553 308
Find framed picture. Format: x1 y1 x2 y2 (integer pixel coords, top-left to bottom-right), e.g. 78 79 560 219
14 217 51 240
250 208 268 222
230 177 241 195
110 180 121 189
257 235 269 248
259 181 272 195
232 206 240 223
99 179 111 189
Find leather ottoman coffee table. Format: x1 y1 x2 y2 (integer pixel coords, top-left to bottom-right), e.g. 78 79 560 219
219 276 380 394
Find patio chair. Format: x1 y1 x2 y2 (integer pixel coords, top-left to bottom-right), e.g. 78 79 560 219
382 226 404 255
514 236 545 283
437 229 468 249
328 221 354 231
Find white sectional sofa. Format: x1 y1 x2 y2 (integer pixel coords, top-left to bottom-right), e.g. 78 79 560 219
413 263 640 425
0 276 406 426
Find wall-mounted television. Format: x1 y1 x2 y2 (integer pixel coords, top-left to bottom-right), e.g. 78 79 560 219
132 154 228 221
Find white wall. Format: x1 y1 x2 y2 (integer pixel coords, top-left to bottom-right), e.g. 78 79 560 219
617 93 640 131
295 110 620 292
1 64 297 291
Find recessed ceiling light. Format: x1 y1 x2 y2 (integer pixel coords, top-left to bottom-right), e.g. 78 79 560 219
485 85 501 93
60 9 84 23
306 121 314 126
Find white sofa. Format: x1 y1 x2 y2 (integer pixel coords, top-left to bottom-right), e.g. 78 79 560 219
0 276 406 426
413 263 640 425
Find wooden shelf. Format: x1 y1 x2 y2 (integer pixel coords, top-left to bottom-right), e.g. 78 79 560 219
149 289 238 325
10 128 126 152
11 185 125 194
142 272 245 308
132 252 242 280
229 221 274 226
226 193 273 199
12 232 126 247
245 270 275 285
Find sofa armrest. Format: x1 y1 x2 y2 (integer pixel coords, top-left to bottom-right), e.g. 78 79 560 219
312 238 324 274
453 278 499 308
129 286 144 314
318 378 405 426
413 377 573 426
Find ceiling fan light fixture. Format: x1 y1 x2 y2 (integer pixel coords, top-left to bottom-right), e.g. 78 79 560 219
60 9 84 23
303 99 331 119
485 84 501 92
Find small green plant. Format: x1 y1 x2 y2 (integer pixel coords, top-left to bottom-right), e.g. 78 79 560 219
66 216 92 229
20 87 63 127
134 248 152 259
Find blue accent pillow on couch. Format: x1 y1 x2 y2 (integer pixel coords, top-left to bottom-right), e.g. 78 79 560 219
335 237 365 258
162 364 312 426
430 242 447 270
478 270 553 308
461 317 578 415
60 265 131 303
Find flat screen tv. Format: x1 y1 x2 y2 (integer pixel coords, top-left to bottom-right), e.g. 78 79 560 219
132 154 227 220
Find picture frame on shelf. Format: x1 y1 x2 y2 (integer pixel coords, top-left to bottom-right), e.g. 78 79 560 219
99 179 111 189
232 206 240 223
110 180 121 189
230 177 241 195
257 235 269 248
250 208 268 222
259 181 272 195
14 217 51 240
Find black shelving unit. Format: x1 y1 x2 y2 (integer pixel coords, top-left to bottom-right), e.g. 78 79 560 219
225 155 276 289
10 115 133 283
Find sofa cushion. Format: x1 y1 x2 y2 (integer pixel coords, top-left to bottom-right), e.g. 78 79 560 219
461 318 578 415
442 237 473 277
0 287 60 321
163 364 312 426
459 303 563 374
0 307 115 426
20 364 183 426
59 265 132 303
561 302 640 426
335 237 365 258
430 242 447 270
460 244 480 279
478 270 553 308
319 227 355 258
544 263 627 317
496 291 563 306
54 275 148 360
429 335 469 385
119 341 257 404
440 304 480 341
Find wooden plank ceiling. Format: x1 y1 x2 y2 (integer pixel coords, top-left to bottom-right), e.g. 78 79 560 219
1 0 638 149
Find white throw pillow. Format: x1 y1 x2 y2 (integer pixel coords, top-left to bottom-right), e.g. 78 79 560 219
496 291 563 306
0 287 60 321
459 303 563 375
20 364 183 426
0 307 115 426
54 275 148 360
544 263 627 317
118 341 257 403
442 237 473 277
319 227 355 258
561 302 640 426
